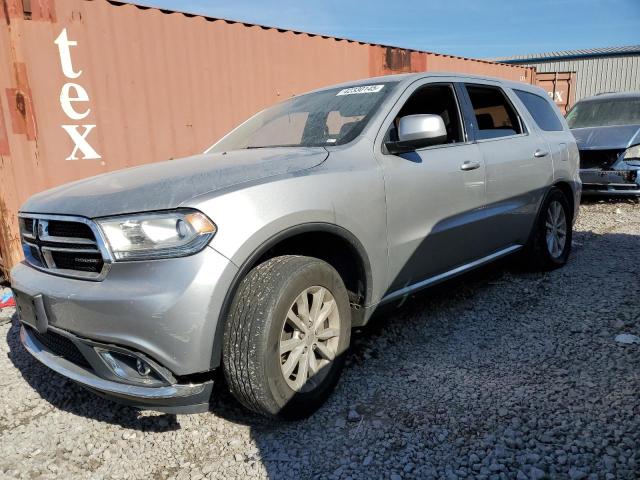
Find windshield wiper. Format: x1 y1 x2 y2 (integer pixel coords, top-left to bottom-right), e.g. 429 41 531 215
245 145 297 149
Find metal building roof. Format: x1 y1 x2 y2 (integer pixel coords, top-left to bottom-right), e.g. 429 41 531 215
493 45 640 64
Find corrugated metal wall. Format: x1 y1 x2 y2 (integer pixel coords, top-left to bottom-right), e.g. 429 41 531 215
517 55 640 102
0 0 535 275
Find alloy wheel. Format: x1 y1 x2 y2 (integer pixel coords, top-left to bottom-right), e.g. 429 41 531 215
545 200 567 258
279 286 340 392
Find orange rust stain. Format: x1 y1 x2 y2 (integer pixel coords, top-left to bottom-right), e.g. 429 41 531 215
5 88 36 140
383 47 412 74
31 0 56 22
5 62 37 140
1 0 55 21
5 89 25 134
3 0 22 19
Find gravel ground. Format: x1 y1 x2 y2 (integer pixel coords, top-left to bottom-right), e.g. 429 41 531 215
1 199 639 480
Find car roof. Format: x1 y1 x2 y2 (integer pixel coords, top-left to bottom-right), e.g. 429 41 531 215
577 91 640 103
307 72 546 97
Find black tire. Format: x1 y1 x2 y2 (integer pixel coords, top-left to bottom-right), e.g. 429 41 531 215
523 187 573 271
222 255 351 419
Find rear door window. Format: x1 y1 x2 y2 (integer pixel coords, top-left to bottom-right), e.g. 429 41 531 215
514 90 564 131
465 85 524 140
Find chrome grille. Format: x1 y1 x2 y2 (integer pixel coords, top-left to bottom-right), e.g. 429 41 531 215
47 220 95 239
19 214 112 280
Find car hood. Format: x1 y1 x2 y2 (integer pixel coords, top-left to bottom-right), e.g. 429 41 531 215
21 147 328 218
571 124 640 151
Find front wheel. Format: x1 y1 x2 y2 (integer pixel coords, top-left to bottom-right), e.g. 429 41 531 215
523 187 573 270
223 255 351 419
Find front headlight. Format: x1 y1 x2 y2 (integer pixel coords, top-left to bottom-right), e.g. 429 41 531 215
97 210 216 261
623 145 640 166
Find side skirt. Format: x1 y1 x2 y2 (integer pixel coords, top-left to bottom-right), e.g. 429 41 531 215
379 244 523 305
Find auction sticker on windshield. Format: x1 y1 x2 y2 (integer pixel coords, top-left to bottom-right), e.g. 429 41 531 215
336 85 384 96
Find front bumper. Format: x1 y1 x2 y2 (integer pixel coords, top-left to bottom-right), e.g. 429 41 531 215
20 325 213 413
11 246 238 375
11 245 238 411
580 168 640 195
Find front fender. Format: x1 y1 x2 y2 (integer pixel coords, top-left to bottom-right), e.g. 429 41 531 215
186 158 389 304
184 155 388 369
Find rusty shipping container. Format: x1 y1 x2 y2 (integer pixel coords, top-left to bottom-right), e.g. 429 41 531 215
534 72 577 114
0 0 536 275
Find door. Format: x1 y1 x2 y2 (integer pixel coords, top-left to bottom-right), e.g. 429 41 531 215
511 88 572 178
375 81 488 295
460 83 553 252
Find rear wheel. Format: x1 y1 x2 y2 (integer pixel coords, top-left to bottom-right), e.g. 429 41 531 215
223 255 351 419
524 187 573 270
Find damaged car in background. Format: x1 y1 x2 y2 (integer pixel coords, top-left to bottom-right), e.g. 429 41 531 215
566 92 640 195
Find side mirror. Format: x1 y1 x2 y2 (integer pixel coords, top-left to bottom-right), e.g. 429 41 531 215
385 114 447 154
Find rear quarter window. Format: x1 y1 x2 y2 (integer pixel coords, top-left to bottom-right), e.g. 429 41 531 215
514 90 564 132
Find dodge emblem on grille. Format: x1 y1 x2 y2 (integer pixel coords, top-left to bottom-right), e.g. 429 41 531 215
75 257 100 264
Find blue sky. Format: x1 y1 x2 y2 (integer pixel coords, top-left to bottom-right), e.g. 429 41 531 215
128 0 640 59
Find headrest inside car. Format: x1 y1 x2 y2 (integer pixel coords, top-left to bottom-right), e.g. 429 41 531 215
476 113 495 130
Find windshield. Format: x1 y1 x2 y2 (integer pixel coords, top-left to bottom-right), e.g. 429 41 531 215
209 82 397 152
566 97 640 128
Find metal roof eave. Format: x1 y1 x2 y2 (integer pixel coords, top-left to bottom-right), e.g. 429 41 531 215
497 47 640 65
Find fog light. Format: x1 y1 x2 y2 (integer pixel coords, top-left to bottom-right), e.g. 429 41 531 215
96 349 166 386
136 358 151 376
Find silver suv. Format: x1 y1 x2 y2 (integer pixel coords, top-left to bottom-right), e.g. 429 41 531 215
11 73 580 419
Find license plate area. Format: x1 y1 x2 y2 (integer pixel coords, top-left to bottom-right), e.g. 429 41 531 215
14 290 48 333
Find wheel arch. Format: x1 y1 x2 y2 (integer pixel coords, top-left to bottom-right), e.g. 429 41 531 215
209 223 372 368
525 181 575 249
553 180 576 222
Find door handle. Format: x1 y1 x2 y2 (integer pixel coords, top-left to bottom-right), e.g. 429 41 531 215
534 149 549 158
460 161 481 171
